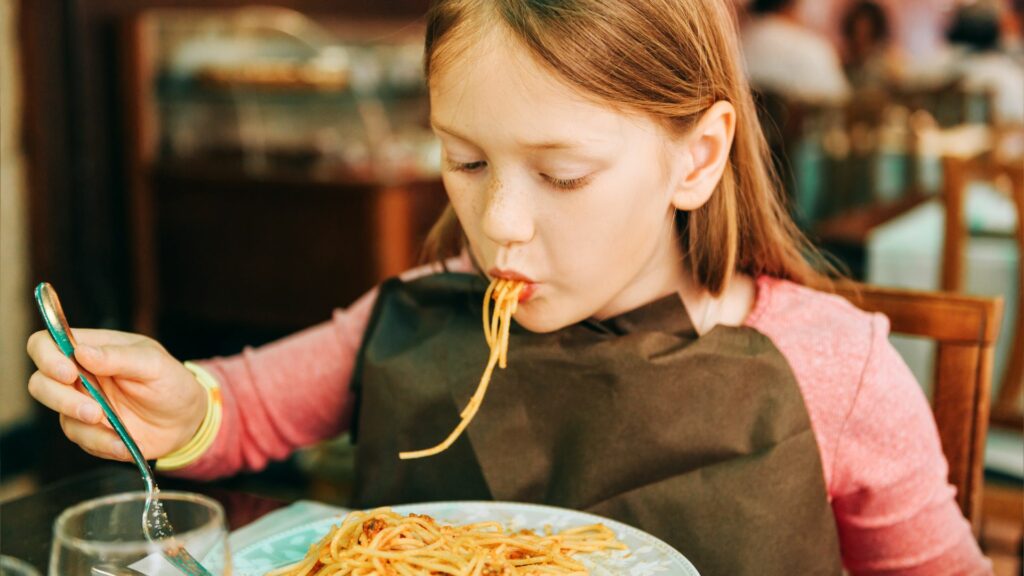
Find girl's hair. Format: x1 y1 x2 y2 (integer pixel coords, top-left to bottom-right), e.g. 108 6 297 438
422 0 834 295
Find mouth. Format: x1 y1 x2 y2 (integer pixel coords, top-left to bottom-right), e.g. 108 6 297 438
487 268 537 302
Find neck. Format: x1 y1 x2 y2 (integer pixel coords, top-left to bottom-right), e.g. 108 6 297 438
589 215 752 333
649 230 716 334
674 247 756 335
677 266 716 335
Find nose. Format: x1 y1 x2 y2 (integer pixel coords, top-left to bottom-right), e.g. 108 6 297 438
481 172 535 247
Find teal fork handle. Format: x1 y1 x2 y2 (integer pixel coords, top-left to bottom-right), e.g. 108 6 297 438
33 283 153 484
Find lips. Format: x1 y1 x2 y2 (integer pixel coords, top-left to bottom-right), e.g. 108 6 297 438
488 268 537 302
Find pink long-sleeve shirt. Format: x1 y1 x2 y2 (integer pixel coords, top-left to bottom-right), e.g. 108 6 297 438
174 268 991 575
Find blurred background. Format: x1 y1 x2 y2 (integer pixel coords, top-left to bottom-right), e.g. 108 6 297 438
0 0 1021 565
1 0 448 503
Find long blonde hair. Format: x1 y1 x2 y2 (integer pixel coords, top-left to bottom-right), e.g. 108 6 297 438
422 0 833 294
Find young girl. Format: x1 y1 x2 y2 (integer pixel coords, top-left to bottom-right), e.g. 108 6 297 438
27 0 990 573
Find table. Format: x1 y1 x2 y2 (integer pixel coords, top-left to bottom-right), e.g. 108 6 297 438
0 465 287 573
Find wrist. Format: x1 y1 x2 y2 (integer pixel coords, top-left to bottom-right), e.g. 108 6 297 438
156 362 222 471
182 369 209 447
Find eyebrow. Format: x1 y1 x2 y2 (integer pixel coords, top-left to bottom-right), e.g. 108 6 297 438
431 119 591 151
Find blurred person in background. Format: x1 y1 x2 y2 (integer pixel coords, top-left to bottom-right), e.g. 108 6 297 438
841 1 904 92
795 0 964 86
947 0 1024 123
741 0 852 103
991 0 1022 56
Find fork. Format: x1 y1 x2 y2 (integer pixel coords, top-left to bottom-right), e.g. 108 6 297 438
35 282 213 576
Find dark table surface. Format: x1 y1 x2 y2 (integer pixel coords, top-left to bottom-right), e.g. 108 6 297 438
0 465 288 573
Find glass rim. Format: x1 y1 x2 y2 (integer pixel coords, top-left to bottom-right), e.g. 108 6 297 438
52 491 226 554
0 554 41 576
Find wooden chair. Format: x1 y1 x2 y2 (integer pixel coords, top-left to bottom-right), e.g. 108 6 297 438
837 284 1003 535
940 127 1024 429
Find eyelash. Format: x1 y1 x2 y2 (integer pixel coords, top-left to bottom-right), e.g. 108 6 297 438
444 160 589 191
546 176 588 190
446 160 487 173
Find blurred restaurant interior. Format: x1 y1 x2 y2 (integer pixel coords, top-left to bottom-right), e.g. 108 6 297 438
0 0 1022 571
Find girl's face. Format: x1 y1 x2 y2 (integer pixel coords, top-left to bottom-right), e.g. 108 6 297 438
430 31 690 333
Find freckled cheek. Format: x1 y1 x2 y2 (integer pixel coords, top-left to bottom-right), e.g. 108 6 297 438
558 190 638 252
444 179 496 266
444 179 482 229
536 211 613 290
565 186 654 277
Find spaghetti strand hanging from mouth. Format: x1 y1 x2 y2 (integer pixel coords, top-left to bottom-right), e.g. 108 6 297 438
399 278 524 460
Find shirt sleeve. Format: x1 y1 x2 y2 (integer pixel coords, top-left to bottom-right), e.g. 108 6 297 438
165 287 379 480
163 256 472 480
831 314 992 575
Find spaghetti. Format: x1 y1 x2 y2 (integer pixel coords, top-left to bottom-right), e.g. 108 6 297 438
265 507 627 576
399 278 525 460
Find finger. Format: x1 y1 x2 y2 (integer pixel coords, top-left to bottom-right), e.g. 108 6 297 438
27 331 78 384
68 328 150 347
28 371 104 424
74 342 164 381
60 415 131 461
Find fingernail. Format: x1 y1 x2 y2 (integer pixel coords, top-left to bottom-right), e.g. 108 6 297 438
77 404 101 423
111 441 128 460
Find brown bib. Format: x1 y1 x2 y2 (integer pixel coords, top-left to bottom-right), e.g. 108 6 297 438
350 273 843 575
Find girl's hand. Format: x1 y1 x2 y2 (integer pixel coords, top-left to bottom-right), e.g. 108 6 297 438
26 329 207 462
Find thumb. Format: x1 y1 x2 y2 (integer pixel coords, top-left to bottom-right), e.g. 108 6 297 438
74 343 163 381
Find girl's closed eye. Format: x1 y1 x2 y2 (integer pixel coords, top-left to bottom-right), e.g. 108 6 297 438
445 159 487 173
445 158 591 191
544 173 590 191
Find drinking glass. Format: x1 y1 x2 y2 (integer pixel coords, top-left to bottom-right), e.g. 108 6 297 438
49 491 230 576
0 555 41 576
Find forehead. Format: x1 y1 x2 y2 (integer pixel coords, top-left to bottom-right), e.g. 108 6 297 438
429 27 655 148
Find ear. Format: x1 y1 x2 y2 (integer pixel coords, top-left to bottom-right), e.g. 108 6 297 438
668 101 736 211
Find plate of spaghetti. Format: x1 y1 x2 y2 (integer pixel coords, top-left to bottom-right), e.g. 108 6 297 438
220 501 700 575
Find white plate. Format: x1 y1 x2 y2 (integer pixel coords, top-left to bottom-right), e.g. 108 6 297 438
223 501 700 575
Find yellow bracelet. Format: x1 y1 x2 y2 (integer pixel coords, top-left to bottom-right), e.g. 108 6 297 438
155 362 222 471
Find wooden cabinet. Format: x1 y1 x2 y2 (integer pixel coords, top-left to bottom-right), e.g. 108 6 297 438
152 162 446 358
118 5 447 357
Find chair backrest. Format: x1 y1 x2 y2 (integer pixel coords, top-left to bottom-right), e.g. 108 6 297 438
837 284 1003 535
993 160 1024 426
939 128 1024 429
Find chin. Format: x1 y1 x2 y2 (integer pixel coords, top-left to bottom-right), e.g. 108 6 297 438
511 301 578 334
